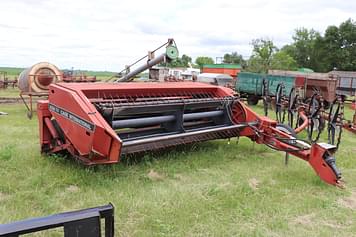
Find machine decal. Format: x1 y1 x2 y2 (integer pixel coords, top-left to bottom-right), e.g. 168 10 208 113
49 103 95 132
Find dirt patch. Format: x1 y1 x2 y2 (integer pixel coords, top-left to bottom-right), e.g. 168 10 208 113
174 173 186 181
66 185 80 193
219 182 232 188
0 192 8 201
291 213 352 229
321 220 346 229
147 169 165 181
338 190 356 210
248 178 260 190
292 213 315 226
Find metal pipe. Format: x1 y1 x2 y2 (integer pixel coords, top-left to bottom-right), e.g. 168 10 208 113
112 114 175 129
116 53 166 82
184 110 224 121
116 41 178 82
295 110 308 134
112 110 224 129
122 122 257 147
44 117 62 146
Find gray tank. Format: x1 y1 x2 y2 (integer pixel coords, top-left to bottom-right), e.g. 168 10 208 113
18 62 62 93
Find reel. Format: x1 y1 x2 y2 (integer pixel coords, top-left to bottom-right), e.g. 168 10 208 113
307 93 324 143
262 78 269 116
327 96 344 149
287 87 301 129
275 83 286 123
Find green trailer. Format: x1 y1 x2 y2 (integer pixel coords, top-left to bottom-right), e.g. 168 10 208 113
267 74 297 96
235 72 264 105
236 72 306 105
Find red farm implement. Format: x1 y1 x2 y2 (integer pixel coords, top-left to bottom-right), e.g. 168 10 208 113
37 81 342 186
344 102 356 134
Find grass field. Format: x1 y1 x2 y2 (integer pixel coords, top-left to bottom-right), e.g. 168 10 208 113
0 88 19 98
0 103 356 236
0 67 23 77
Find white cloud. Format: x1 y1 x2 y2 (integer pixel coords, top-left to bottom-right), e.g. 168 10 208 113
0 0 354 71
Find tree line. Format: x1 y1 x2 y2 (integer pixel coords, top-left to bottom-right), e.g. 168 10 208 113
164 19 356 73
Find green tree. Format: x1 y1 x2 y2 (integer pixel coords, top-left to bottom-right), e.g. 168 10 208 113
318 19 356 71
195 56 214 68
161 54 192 67
247 56 266 73
181 54 192 66
247 38 277 73
223 52 246 67
270 51 298 70
289 28 321 69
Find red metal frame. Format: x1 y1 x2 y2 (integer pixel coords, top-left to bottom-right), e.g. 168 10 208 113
343 109 356 134
37 82 342 186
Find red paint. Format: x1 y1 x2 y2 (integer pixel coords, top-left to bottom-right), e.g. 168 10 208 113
37 81 342 186
202 68 241 77
352 101 356 110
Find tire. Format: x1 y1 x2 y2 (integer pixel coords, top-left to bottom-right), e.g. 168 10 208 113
247 95 259 105
276 123 297 138
323 101 330 109
340 95 346 102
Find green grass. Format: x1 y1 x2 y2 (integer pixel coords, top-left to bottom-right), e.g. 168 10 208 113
0 67 23 77
0 88 19 98
0 104 356 236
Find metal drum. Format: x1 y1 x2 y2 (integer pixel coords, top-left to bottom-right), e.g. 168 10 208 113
18 62 62 93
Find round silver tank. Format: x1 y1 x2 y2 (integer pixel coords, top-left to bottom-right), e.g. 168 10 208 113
18 62 62 93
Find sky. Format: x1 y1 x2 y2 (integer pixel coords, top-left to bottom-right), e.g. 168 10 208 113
0 0 355 72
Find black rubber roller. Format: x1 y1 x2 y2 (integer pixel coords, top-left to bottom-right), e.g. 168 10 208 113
323 155 342 179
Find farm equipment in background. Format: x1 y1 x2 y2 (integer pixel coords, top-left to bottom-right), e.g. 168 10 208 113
236 70 356 145
197 73 233 87
17 63 99 119
109 38 179 82
237 71 338 108
269 70 338 108
201 64 241 78
201 64 241 87
18 62 63 119
37 81 343 186
329 71 356 101
62 69 97 83
263 82 350 148
0 204 114 237
236 72 307 106
0 71 17 89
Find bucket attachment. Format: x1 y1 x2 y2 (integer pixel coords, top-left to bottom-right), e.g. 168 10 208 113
0 204 114 237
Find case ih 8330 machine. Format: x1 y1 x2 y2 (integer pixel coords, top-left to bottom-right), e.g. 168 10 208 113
36 39 343 187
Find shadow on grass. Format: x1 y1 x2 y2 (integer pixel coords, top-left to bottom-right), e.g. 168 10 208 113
41 137 268 184
120 142 221 165
44 141 222 170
